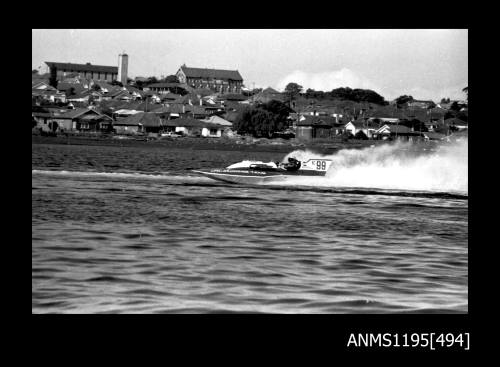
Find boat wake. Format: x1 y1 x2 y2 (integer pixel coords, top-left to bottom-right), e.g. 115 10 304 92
31 169 214 184
276 140 468 195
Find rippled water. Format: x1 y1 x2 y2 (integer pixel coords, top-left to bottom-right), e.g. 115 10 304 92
32 143 468 313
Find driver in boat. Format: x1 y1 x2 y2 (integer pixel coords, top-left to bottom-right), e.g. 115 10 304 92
281 157 301 171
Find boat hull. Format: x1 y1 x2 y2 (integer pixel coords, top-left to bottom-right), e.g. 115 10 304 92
193 168 324 185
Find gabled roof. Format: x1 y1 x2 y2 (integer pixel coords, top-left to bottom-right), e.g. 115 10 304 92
57 82 87 94
349 119 380 129
115 112 162 127
32 81 57 91
377 124 413 134
179 66 243 81
55 108 102 119
262 87 280 94
201 115 233 126
45 62 118 74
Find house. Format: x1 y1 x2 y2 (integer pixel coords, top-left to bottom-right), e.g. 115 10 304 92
163 117 224 137
49 107 113 132
344 119 380 139
32 106 54 131
252 87 284 104
32 82 67 103
114 112 163 134
56 82 87 96
160 93 182 102
176 64 244 93
147 82 190 95
374 124 423 141
296 116 339 141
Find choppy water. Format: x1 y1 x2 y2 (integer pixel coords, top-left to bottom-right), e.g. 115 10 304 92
32 143 468 313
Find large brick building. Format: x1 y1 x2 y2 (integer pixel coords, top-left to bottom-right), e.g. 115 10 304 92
45 61 118 83
176 65 244 93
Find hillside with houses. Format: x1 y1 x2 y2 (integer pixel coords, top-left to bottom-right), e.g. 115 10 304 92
32 63 468 145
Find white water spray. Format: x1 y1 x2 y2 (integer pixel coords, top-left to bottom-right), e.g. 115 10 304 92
282 140 468 194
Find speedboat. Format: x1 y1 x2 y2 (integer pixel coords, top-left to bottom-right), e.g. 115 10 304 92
193 157 333 185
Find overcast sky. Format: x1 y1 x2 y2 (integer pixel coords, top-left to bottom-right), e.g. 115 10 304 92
32 29 468 101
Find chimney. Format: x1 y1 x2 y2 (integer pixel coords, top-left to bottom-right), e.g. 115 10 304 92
118 52 129 85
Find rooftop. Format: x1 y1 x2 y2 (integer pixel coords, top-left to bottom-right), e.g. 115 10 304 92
180 65 243 81
45 62 118 74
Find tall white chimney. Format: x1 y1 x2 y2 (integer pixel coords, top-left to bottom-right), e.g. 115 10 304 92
118 52 129 85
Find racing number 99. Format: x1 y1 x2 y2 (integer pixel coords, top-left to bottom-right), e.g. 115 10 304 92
316 161 326 170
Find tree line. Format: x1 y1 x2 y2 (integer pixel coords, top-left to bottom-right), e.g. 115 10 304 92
284 83 388 105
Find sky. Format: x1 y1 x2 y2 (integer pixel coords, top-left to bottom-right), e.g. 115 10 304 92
32 29 468 101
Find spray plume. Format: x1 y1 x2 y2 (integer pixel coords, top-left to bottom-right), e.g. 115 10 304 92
281 140 468 194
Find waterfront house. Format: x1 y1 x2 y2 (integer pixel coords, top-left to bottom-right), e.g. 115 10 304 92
344 119 379 139
374 124 423 141
163 117 224 137
114 112 163 134
296 116 339 141
49 107 112 132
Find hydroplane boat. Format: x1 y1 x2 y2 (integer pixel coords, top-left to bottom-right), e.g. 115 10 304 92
193 157 333 185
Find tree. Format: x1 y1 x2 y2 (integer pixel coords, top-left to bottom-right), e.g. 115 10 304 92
164 75 180 83
233 100 292 138
440 97 450 104
146 76 159 85
450 101 461 111
284 82 303 107
462 86 468 101
329 87 386 105
394 95 414 107
32 69 38 74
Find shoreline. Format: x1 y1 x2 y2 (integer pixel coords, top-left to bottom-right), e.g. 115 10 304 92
32 134 388 154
